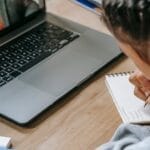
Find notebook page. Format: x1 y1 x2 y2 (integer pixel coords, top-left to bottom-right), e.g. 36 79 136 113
106 73 150 123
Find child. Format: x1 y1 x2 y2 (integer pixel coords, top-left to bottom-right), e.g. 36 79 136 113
99 0 150 149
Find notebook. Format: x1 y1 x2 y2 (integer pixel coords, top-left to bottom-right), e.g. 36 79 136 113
105 72 150 124
0 136 11 149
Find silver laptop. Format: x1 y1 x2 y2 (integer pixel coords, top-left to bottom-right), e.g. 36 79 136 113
0 0 121 124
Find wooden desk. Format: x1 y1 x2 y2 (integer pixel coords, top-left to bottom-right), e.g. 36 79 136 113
0 0 136 149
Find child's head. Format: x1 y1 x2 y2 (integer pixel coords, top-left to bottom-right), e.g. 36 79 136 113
102 0 150 79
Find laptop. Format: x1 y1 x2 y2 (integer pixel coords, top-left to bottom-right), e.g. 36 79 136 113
0 0 121 124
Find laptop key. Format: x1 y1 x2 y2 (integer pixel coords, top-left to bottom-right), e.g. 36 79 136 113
30 53 39 58
0 71 7 77
24 56 34 61
0 57 7 62
1 62 10 68
14 55 23 60
69 34 80 41
3 76 13 82
51 48 58 53
5 67 14 73
59 40 69 46
0 80 6 87
7 59 17 64
10 71 21 77
18 60 28 66
11 64 21 70
0 67 4 71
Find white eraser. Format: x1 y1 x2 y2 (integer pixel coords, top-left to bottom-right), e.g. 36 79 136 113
0 136 11 148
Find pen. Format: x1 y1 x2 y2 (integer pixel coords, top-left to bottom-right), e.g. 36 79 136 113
144 96 150 108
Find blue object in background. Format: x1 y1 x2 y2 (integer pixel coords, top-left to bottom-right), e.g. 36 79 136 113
72 0 101 16
75 0 97 9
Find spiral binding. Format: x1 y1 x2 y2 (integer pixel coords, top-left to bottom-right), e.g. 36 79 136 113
107 71 134 77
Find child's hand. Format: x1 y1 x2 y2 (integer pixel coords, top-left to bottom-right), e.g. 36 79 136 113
129 70 150 102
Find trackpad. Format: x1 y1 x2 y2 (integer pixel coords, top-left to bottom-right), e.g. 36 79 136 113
19 49 99 97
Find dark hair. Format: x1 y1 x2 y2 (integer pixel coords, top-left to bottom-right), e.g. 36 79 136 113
102 0 150 63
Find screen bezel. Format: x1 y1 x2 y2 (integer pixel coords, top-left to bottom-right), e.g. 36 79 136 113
0 0 46 37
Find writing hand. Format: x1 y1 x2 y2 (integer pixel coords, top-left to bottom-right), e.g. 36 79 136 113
129 70 150 104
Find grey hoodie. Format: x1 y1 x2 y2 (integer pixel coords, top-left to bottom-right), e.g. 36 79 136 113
99 124 150 150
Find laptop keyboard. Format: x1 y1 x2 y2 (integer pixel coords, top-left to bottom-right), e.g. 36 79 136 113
0 22 80 87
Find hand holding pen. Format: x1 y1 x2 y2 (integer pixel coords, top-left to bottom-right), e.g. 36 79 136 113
129 70 150 107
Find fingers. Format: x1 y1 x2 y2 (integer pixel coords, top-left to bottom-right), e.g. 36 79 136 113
145 96 150 107
129 71 150 89
137 74 150 89
129 70 150 102
134 87 146 101
129 73 141 88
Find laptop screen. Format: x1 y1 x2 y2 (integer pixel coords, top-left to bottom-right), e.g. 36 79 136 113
0 0 45 34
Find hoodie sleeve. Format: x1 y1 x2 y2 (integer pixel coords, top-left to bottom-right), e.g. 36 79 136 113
97 124 150 150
